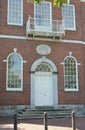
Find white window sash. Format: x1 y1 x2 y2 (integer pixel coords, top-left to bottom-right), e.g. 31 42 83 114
64 56 78 92
7 0 23 26
6 53 23 91
62 4 76 30
34 1 52 32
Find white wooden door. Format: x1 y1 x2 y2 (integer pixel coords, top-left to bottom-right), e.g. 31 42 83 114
35 72 53 106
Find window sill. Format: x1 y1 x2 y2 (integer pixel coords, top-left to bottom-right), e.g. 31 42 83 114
6 89 23 92
64 90 79 92
7 23 24 27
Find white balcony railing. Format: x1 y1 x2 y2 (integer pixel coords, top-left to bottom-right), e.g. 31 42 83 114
26 15 65 39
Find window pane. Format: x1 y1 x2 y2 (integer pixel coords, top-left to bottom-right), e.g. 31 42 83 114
35 63 51 72
35 2 52 28
7 54 22 90
8 0 23 25
62 4 75 30
64 57 78 91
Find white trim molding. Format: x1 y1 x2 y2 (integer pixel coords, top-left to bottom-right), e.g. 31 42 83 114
0 34 85 45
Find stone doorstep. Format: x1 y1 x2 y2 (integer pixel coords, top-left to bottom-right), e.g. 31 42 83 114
16 107 72 119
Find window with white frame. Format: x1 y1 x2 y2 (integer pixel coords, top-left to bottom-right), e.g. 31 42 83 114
62 4 76 30
6 53 23 91
8 0 23 25
34 1 52 32
64 56 78 91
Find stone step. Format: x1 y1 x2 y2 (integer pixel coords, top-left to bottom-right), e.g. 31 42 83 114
17 108 72 119
17 113 71 119
18 109 72 115
0 108 84 119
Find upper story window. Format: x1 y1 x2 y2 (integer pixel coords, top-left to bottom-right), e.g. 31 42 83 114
34 1 52 32
7 0 23 26
62 4 76 30
64 54 79 91
6 53 23 91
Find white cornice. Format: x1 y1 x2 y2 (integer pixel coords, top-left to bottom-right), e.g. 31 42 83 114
61 39 85 44
0 34 85 44
0 35 26 40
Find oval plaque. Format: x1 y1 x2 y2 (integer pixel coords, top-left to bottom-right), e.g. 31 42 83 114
36 44 51 55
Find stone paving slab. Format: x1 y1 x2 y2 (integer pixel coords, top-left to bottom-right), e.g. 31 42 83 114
0 117 85 130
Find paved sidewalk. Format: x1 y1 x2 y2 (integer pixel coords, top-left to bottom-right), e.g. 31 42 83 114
0 117 85 130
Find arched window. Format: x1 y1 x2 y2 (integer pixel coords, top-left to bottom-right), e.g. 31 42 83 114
35 63 51 72
6 53 23 91
64 56 78 91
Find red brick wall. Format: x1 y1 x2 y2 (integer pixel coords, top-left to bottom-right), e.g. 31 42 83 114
0 38 84 105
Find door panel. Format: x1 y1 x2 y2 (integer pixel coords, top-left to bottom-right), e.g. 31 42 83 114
35 72 53 106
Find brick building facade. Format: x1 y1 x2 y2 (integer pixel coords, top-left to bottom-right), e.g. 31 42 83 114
0 0 85 110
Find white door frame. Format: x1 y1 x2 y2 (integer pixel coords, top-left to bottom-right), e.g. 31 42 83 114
30 57 58 108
